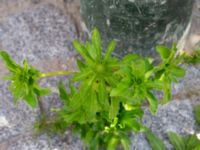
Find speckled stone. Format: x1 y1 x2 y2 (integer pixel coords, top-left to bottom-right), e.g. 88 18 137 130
0 3 77 64
81 0 194 57
0 2 79 150
130 100 196 150
172 64 200 99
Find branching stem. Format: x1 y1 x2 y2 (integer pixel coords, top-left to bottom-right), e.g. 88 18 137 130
40 71 76 78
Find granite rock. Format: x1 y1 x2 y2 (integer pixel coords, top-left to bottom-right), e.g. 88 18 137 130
80 0 194 57
131 100 196 150
0 2 79 149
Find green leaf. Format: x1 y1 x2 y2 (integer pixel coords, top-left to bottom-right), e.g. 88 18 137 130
146 91 158 114
145 129 166 150
121 117 142 132
34 86 51 97
107 136 120 150
0 51 20 72
104 40 117 62
194 104 200 125
98 80 109 110
58 81 69 103
156 45 170 60
69 80 77 95
186 134 200 149
121 54 140 64
83 89 99 120
110 80 130 97
109 98 120 119
162 82 171 104
73 70 92 81
73 40 93 64
85 41 97 60
120 132 131 150
171 66 186 78
194 145 200 150
168 132 185 150
91 28 102 60
24 90 38 107
76 59 86 71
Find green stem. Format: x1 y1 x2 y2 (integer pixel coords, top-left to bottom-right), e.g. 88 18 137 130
40 71 76 78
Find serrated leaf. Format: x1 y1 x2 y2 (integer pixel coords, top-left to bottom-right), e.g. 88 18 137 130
91 28 102 60
107 136 119 150
104 40 117 62
98 80 109 110
0 51 20 72
162 82 171 104
110 80 130 97
76 59 86 71
121 117 142 132
168 132 185 150
34 86 51 97
109 98 120 119
120 132 131 150
84 89 99 120
24 90 38 107
85 41 97 60
146 91 158 114
58 81 69 103
73 40 94 64
145 129 166 150
156 45 170 60
73 70 92 81
194 104 200 125
186 134 200 149
194 145 200 150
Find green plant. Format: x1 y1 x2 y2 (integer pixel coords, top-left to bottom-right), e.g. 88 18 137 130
168 132 200 150
194 104 200 125
182 49 200 64
0 28 185 150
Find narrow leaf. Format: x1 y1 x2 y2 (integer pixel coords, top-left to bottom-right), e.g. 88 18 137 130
104 40 117 62
73 40 93 64
58 81 69 103
76 59 86 71
109 98 120 119
24 90 38 107
91 28 102 60
194 104 200 125
145 129 166 150
146 91 158 114
0 51 20 72
168 132 185 150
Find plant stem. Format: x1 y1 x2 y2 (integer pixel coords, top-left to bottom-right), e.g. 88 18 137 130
40 71 76 78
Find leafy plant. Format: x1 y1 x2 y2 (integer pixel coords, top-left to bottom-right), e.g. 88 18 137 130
182 49 200 64
168 132 200 150
0 51 50 107
0 28 186 150
145 129 166 150
194 104 200 125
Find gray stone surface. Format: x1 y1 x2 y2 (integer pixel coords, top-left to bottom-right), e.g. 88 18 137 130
0 3 77 64
131 100 196 150
172 64 200 100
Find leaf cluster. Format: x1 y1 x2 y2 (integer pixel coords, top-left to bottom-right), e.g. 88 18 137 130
168 132 200 150
55 28 185 149
0 51 50 107
182 49 200 65
0 28 186 150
